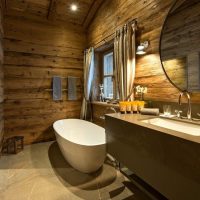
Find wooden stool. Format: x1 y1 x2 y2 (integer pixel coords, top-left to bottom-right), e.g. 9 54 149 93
3 136 24 154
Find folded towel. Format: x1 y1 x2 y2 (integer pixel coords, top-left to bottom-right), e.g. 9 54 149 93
53 76 62 101
68 76 77 101
140 108 160 116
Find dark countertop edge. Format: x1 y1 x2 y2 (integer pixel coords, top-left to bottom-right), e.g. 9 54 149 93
105 113 200 144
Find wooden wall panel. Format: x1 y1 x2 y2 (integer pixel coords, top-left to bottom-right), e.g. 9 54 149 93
0 1 4 149
87 0 200 104
3 14 86 144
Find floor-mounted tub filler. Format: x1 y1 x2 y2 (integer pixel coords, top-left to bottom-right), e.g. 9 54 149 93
53 119 106 173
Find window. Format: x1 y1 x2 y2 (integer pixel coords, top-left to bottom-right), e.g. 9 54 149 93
103 52 114 99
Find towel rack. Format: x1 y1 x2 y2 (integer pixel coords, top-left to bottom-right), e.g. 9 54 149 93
60 77 81 79
45 89 68 92
44 76 82 92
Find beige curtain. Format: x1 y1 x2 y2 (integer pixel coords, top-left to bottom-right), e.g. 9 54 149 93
80 47 94 120
114 21 137 101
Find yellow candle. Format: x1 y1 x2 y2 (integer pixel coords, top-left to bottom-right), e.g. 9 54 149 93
131 101 138 113
126 102 132 113
119 101 126 113
138 101 145 112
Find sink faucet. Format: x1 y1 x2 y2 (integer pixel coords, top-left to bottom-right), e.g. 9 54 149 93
178 91 192 120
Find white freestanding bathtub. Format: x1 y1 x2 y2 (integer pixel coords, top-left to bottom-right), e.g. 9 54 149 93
53 119 106 173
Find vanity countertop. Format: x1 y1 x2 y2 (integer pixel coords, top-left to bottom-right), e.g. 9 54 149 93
106 113 200 144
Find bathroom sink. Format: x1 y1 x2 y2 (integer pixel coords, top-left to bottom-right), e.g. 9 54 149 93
141 118 200 136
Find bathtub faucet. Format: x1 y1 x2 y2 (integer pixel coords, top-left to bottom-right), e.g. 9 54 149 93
100 107 117 120
106 106 117 113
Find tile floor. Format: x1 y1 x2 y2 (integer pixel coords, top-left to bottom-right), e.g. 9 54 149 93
0 141 151 200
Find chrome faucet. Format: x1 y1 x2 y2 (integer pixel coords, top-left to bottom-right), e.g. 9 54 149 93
106 107 117 113
100 107 117 120
178 91 192 120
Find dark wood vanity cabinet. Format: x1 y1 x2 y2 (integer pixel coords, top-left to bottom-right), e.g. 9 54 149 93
105 114 200 200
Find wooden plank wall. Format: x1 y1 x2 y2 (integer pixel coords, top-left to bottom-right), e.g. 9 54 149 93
0 1 4 148
87 0 200 103
3 14 86 144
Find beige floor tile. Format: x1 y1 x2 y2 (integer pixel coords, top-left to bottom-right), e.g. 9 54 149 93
0 141 151 200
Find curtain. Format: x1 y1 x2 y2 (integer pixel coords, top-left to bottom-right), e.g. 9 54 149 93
114 21 137 101
80 47 95 120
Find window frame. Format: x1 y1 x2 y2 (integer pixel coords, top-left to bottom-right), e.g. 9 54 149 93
102 50 116 100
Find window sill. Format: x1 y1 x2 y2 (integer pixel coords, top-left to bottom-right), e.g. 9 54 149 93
91 101 119 107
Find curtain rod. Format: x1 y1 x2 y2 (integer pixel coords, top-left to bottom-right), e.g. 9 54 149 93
94 33 115 48
127 17 138 24
91 18 138 49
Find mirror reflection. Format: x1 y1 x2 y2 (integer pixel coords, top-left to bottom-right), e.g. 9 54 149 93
160 0 200 92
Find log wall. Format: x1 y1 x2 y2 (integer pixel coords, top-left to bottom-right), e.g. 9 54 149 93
3 14 86 144
87 0 200 103
0 1 4 149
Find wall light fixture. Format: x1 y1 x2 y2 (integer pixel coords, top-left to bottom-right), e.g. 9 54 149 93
136 41 149 55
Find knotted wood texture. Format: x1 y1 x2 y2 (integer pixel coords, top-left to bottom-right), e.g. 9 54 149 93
0 0 4 150
87 0 200 103
3 14 86 144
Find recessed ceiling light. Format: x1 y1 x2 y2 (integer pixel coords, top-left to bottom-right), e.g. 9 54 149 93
71 4 78 11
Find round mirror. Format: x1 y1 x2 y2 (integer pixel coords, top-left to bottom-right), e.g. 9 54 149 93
160 0 200 92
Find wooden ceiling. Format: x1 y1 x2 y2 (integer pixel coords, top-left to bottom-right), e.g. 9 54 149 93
4 0 104 27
